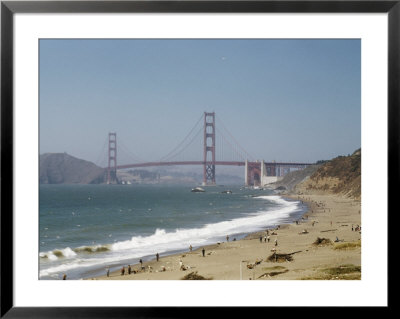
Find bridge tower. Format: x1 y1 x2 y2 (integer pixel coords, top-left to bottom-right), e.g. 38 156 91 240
245 161 261 186
107 132 117 184
203 112 216 185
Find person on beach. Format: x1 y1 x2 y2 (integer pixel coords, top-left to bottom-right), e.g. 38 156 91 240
267 235 270 242
106 267 110 277
226 235 229 242
259 236 262 243
274 239 278 246
202 248 205 257
189 245 192 252
128 265 131 274
352 224 354 231
264 236 267 243
312 221 315 227
121 266 125 276
139 259 143 268
179 259 183 270
156 253 159 262
266 229 269 235
62 274 67 280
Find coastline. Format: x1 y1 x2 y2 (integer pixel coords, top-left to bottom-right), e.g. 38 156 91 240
89 191 361 280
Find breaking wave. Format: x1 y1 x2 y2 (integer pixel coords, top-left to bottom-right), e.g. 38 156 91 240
39 195 302 279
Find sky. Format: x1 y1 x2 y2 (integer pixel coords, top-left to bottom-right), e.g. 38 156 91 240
39 39 361 169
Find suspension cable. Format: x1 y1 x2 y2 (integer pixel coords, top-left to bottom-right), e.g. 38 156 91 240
95 136 108 167
159 113 204 162
118 137 145 163
162 124 203 162
216 115 256 161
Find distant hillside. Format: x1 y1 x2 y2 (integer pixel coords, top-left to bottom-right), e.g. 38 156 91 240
294 149 361 199
270 164 321 192
117 169 243 185
40 153 106 184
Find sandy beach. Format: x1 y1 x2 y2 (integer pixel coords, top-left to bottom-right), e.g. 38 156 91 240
91 193 361 280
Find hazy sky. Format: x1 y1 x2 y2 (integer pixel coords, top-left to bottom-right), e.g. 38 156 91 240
40 39 360 167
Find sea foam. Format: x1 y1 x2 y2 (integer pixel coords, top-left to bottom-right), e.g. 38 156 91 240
39 195 301 279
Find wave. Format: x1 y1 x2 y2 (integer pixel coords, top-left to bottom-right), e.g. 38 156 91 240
40 247 76 260
39 195 301 278
252 195 292 205
40 245 111 260
74 245 110 253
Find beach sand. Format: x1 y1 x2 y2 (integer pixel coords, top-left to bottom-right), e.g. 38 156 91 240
92 193 361 280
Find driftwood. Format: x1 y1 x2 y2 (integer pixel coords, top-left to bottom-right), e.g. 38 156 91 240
258 269 289 278
247 259 263 269
246 259 262 269
320 229 338 233
313 237 332 246
266 251 301 263
181 271 211 280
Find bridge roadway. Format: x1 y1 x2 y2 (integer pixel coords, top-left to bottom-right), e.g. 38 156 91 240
113 161 311 170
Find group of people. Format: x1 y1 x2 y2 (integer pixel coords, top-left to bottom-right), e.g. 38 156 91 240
258 228 278 245
106 251 170 277
260 235 271 243
108 256 146 277
106 229 284 278
120 264 133 276
105 245 211 277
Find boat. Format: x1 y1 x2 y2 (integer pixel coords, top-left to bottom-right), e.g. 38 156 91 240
191 187 205 193
221 190 232 194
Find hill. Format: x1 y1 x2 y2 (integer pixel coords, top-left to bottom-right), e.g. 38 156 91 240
294 149 361 199
269 164 321 192
39 153 106 184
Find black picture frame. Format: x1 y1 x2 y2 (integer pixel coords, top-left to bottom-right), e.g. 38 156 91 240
1 0 396 317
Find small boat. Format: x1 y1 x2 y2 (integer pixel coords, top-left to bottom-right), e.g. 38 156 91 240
191 187 205 193
221 190 232 194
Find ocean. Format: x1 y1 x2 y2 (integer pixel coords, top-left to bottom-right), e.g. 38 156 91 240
39 184 306 280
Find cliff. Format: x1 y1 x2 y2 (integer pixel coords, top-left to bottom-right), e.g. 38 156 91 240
294 149 361 199
270 164 321 192
39 153 106 184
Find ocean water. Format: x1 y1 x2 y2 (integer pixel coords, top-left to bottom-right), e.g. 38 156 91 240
39 184 306 280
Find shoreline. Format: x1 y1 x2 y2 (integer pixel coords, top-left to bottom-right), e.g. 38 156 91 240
89 191 361 280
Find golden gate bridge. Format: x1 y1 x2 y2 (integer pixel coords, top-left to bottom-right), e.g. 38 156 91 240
100 112 312 186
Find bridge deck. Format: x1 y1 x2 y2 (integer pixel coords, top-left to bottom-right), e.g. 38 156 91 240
112 161 312 170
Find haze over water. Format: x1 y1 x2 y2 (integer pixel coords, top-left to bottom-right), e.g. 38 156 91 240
39 184 306 279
